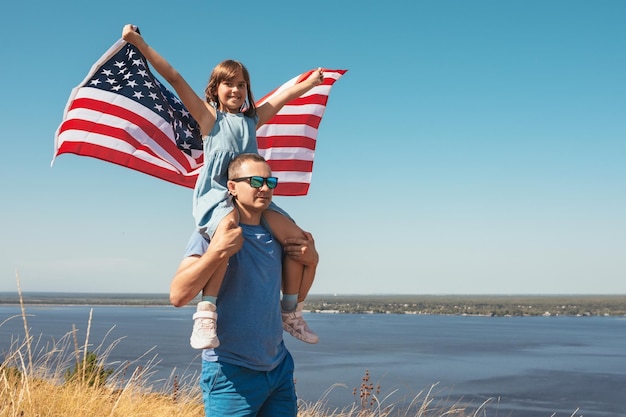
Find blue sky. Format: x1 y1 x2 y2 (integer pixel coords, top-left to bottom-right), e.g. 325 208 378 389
1 0 624 295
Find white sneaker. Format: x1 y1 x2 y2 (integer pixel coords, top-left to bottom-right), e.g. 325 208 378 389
282 303 319 344
190 301 219 349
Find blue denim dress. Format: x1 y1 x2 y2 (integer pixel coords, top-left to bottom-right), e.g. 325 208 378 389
192 107 289 238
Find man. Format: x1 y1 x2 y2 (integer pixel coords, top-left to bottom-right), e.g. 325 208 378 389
170 153 318 417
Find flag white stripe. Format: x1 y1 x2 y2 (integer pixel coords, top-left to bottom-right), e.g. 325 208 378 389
273 171 313 183
299 84 333 97
257 124 318 139
273 103 326 116
259 147 315 161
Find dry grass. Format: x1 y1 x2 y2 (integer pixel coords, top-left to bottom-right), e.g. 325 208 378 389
0 306 489 417
1 278 205 417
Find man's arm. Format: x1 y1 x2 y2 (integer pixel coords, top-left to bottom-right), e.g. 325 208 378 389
170 220 243 307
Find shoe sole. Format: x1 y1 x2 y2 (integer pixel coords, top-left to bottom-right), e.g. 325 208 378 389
282 324 319 344
190 336 220 349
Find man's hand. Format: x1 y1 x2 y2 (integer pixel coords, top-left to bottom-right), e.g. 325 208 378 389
170 220 242 308
284 231 318 267
210 219 243 258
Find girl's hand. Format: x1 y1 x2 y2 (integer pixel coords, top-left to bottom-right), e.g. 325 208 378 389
305 67 324 88
122 24 142 44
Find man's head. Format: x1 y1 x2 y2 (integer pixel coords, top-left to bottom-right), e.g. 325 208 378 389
227 153 277 216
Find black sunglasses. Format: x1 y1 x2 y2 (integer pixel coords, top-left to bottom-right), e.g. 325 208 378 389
231 176 278 189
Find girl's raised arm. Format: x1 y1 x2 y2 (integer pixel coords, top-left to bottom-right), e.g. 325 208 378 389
122 24 216 136
256 68 324 127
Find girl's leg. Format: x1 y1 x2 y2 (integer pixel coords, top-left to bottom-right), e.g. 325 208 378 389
263 210 318 344
190 210 238 350
262 210 305 302
297 263 316 303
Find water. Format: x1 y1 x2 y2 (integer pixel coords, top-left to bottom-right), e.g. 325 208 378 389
1 305 624 416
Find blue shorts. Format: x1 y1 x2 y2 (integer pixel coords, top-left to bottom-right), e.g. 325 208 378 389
200 352 297 417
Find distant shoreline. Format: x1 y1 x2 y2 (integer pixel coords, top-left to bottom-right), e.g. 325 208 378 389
0 292 172 307
1 292 624 317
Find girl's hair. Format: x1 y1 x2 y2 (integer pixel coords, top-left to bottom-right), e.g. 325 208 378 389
204 59 256 117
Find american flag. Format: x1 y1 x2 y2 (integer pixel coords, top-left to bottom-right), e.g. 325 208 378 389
256 69 346 195
53 38 346 196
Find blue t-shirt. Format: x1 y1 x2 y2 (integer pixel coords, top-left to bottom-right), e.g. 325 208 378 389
183 224 287 371
190 107 292 238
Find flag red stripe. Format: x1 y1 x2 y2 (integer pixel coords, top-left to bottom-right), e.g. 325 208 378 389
56 141 198 188
286 94 330 106
257 136 316 150
265 114 322 129
273 182 309 196
267 159 314 172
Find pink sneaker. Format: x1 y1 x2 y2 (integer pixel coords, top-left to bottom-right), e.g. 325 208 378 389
282 303 319 344
190 301 219 349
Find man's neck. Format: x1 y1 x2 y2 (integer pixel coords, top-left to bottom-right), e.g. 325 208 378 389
237 208 263 226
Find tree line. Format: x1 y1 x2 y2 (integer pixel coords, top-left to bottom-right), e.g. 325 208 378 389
1 293 624 317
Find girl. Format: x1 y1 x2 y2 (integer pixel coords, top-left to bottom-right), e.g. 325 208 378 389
122 24 321 348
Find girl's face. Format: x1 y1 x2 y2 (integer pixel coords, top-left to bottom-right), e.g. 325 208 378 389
217 70 247 113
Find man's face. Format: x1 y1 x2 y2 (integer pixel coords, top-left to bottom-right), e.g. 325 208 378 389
228 160 274 213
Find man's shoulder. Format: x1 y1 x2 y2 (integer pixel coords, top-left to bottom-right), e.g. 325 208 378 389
183 230 210 257
182 224 274 258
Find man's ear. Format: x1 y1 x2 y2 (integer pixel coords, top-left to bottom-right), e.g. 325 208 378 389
227 180 236 196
